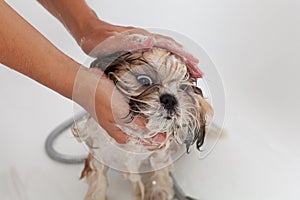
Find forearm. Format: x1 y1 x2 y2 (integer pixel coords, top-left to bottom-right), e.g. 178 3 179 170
0 1 80 99
37 0 105 45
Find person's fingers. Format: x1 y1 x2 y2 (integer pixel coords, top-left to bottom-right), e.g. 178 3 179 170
152 33 183 49
151 34 203 79
152 132 167 144
104 122 167 146
185 60 203 79
116 116 166 146
87 28 202 79
89 29 154 58
108 127 129 144
152 34 199 63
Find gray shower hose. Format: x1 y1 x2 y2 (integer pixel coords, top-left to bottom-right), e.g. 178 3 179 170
45 111 87 164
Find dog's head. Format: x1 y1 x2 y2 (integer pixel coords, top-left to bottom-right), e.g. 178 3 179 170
91 47 212 152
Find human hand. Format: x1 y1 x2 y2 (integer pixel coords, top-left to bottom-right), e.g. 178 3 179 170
79 20 202 79
73 67 166 145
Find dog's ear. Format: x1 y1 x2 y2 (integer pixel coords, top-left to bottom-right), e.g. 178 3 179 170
196 125 206 151
184 125 206 153
195 90 213 151
183 85 212 153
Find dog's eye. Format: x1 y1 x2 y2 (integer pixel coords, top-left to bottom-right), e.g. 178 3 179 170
137 75 152 86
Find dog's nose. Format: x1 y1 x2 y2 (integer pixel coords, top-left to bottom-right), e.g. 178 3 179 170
160 93 177 110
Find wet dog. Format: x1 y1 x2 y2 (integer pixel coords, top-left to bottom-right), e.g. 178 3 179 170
72 47 212 200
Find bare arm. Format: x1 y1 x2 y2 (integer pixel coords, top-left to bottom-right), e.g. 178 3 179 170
37 0 135 54
0 0 79 99
36 0 202 79
0 1 131 143
37 0 99 47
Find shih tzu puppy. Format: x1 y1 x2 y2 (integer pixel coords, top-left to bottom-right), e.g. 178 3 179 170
72 47 212 200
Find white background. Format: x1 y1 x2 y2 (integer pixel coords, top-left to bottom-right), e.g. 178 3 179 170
1 0 300 199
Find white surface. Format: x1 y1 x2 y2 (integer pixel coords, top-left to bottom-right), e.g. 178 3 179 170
1 0 300 199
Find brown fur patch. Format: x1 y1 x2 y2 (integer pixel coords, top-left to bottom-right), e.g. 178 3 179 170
80 154 93 179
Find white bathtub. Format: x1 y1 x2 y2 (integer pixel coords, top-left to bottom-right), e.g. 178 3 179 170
1 0 300 199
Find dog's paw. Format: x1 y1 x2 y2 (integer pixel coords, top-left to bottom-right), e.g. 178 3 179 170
145 182 174 200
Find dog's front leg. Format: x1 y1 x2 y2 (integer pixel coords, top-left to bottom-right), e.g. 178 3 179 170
145 166 174 200
145 151 175 200
83 156 109 200
123 172 145 200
